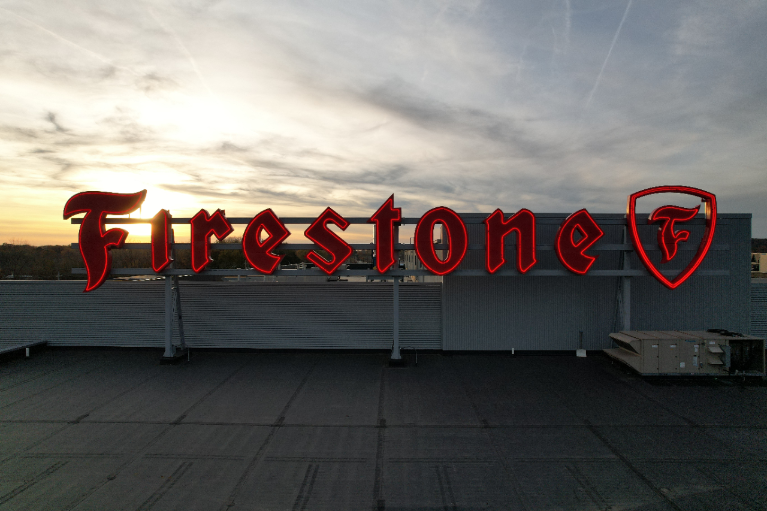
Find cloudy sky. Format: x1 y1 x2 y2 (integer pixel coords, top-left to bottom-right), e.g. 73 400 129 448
1 0 766 245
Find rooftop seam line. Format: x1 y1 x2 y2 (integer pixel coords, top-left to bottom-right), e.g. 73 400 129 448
583 419 685 511
0 361 165 470
0 359 104 411
136 460 194 511
373 364 386 510
51 358 254 511
0 461 68 506
695 465 764 510
447 356 530 511
591 358 760 455
219 359 318 511
171 356 255 424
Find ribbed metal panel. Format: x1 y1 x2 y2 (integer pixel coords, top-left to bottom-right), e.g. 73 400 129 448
751 281 767 340
169 282 441 349
3 214 751 352
0 281 441 350
443 214 751 350
442 276 620 350
630 216 750 335
0 281 164 348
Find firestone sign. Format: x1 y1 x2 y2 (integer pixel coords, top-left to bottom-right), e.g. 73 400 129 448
64 186 716 293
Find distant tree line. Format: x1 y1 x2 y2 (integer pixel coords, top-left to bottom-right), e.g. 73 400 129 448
4 238 764 280
0 243 84 280
0 238 374 279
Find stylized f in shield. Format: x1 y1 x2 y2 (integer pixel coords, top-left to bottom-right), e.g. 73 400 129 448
627 186 717 289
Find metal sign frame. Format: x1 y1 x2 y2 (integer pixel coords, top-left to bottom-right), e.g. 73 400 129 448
66 188 728 362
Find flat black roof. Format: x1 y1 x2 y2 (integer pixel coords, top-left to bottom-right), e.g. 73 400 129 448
1 349 765 510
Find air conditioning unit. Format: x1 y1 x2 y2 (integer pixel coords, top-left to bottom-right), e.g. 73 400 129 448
604 330 765 376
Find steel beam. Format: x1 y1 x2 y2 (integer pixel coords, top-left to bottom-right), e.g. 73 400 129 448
391 278 401 362
163 274 174 358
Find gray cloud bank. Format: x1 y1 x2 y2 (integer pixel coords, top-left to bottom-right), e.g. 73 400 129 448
1 0 766 238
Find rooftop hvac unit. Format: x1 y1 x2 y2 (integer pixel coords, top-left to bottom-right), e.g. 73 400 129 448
604 330 765 376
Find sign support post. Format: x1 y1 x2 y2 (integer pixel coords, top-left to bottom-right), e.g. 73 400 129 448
163 269 173 358
173 274 186 351
161 229 188 363
390 223 403 364
391 277 402 364
622 226 631 331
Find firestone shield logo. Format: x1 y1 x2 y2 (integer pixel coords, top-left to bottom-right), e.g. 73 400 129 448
627 186 717 290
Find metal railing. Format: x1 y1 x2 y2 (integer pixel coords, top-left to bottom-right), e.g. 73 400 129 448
70 214 730 361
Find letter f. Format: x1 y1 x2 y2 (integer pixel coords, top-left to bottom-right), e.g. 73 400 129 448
649 205 700 263
64 190 147 292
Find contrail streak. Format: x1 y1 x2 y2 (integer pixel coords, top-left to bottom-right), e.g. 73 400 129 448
0 6 139 76
584 0 632 111
564 0 571 51
148 7 216 100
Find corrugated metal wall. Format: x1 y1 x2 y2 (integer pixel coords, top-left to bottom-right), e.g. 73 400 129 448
0 281 164 349
442 276 621 350
0 281 441 350
443 214 752 350
752 281 767 340
626 215 750 336
2 214 756 352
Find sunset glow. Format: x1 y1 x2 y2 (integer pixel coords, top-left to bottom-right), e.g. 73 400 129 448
1 0 766 246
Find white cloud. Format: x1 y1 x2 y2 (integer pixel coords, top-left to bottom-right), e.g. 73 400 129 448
1 0 766 244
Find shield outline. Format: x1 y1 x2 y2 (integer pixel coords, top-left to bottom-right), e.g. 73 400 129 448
627 186 717 289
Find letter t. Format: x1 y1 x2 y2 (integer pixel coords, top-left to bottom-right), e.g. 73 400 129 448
368 195 402 273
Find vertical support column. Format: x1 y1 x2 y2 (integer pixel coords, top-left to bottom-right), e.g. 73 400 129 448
173 275 186 350
390 223 402 363
622 275 631 331
391 277 401 361
622 225 631 331
164 272 174 358
162 227 188 362
169 227 186 351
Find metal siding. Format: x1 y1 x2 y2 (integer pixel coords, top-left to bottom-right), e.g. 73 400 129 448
751 282 767 339
2 216 752 352
0 281 164 348
0 281 441 350
442 276 621 350
443 214 751 350
631 217 750 334
399 283 442 349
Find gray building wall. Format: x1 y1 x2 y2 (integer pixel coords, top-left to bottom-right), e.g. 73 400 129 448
0 281 441 350
752 280 767 340
443 214 751 350
0 214 755 352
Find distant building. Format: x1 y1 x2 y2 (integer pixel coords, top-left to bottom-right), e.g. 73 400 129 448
752 253 767 274
403 239 442 283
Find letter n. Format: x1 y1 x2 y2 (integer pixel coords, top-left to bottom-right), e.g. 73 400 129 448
485 209 536 273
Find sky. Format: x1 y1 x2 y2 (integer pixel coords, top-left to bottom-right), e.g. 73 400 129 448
1 0 766 245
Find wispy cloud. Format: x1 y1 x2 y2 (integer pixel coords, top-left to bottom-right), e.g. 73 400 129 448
0 0 766 244
583 0 632 112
